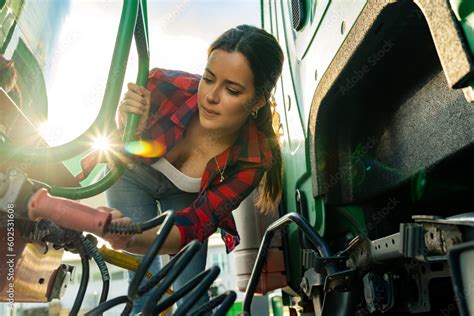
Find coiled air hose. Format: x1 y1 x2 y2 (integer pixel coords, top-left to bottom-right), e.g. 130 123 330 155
84 236 110 303
69 231 90 316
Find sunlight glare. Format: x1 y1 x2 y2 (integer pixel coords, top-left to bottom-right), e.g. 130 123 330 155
92 135 111 151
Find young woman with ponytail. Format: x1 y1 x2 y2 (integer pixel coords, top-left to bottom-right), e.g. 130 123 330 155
100 24 284 312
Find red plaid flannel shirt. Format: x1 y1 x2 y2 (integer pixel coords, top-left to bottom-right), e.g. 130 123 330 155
139 68 273 252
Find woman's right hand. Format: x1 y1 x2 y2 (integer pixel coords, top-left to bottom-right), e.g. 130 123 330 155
117 83 151 134
98 206 134 250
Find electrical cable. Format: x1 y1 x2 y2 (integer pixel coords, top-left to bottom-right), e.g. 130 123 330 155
121 211 176 314
213 291 238 316
153 264 226 315
81 210 236 315
173 266 221 316
140 241 202 315
85 211 175 315
138 240 201 296
84 296 129 316
127 211 175 298
84 236 110 303
195 291 237 316
69 232 90 316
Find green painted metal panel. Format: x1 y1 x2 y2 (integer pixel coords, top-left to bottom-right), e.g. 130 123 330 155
263 0 367 293
450 0 474 54
12 38 48 123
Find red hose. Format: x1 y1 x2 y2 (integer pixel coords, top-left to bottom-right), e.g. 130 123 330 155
28 188 111 236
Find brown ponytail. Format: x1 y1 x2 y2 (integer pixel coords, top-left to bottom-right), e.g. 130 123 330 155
254 96 282 214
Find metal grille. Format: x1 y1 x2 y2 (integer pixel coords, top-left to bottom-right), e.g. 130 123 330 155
291 0 306 31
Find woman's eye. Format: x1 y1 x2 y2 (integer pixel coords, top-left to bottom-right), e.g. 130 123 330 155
227 89 240 95
202 77 213 83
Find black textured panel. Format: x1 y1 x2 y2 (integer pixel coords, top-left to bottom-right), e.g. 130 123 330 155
309 1 474 204
291 0 306 31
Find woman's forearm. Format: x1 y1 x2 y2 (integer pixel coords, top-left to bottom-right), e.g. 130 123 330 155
124 225 183 255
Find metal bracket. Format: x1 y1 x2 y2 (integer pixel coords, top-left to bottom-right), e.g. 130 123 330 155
363 272 395 313
48 263 74 301
404 260 450 313
301 268 325 298
302 249 347 273
324 268 357 293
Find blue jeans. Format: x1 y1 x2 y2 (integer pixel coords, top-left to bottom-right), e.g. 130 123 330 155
106 162 209 315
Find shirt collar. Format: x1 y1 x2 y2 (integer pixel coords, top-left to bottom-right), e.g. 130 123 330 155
170 93 198 128
225 118 273 168
230 118 263 164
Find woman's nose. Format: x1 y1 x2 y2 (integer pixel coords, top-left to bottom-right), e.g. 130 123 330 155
206 87 220 104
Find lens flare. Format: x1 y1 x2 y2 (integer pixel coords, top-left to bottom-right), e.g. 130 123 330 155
125 140 166 158
92 135 111 151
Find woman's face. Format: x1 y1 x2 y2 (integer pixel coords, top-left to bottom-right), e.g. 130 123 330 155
197 49 263 134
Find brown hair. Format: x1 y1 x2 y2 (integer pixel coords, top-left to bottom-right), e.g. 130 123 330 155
208 25 284 214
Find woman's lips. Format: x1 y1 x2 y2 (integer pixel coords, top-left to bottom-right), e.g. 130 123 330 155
202 106 220 116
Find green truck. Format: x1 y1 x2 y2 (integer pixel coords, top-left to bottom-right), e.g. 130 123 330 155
242 0 473 314
1 0 473 315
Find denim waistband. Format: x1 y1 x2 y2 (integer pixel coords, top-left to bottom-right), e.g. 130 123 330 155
125 161 189 199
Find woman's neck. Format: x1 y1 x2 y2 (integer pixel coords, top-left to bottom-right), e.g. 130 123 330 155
202 125 240 148
191 113 240 150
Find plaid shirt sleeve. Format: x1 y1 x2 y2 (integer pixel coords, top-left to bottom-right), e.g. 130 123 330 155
174 166 265 252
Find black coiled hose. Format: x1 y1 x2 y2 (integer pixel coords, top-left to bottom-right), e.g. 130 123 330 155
140 241 203 315
138 240 201 297
127 211 175 301
194 291 237 316
84 236 110 303
85 296 129 315
149 266 222 316
85 210 236 315
86 211 176 315
173 266 221 316
68 231 89 316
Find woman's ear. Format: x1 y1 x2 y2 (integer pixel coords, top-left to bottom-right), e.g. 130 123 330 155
255 95 267 112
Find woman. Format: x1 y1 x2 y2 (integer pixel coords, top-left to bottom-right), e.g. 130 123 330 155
103 24 283 313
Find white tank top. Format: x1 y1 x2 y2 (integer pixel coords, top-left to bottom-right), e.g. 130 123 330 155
151 157 202 193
